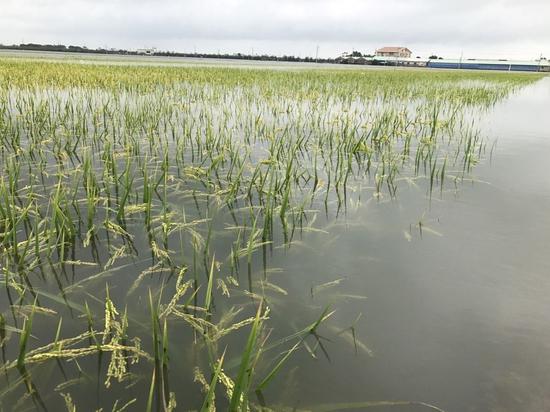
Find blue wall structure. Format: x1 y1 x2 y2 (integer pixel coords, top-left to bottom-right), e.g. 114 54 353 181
427 61 544 72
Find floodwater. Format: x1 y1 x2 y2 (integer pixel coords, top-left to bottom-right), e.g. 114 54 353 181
261 77 550 411
0 49 354 70
0 57 549 411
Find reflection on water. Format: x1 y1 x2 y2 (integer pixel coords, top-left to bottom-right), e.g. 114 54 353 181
263 78 550 411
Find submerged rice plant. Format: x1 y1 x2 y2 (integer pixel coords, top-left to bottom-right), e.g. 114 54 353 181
0 56 542 410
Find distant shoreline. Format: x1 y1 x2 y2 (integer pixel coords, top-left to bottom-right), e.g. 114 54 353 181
0 43 339 64
2 46 547 73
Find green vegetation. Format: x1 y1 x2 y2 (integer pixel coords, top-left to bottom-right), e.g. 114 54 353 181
0 57 542 410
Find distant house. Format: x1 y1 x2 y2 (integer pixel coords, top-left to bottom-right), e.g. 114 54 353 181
136 48 157 56
375 47 412 58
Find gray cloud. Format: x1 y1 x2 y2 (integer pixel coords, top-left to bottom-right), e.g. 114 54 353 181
1 0 548 59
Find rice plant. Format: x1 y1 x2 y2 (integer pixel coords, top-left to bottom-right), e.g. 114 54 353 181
0 56 542 410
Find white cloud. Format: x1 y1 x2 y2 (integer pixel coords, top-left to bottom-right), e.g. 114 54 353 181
0 0 548 59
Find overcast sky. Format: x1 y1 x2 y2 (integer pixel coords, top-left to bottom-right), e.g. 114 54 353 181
1 0 548 59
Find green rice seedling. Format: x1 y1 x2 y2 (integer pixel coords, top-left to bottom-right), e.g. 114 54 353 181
148 289 163 410
16 302 35 370
200 351 226 412
229 301 264 411
255 340 300 393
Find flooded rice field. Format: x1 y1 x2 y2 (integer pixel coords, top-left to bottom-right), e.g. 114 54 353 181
0 56 549 411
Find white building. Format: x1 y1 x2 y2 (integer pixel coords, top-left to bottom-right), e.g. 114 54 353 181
375 47 412 58
136 48 157 55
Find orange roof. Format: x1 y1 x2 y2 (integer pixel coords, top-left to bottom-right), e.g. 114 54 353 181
376 47 411 53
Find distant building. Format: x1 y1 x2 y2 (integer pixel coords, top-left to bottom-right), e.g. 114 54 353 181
426 58 550 72
136 47 157 55
375 47 412 58
336 52 371 64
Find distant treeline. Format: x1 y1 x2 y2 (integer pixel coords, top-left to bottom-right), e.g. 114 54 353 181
0 43 341 64
1 43 126 54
